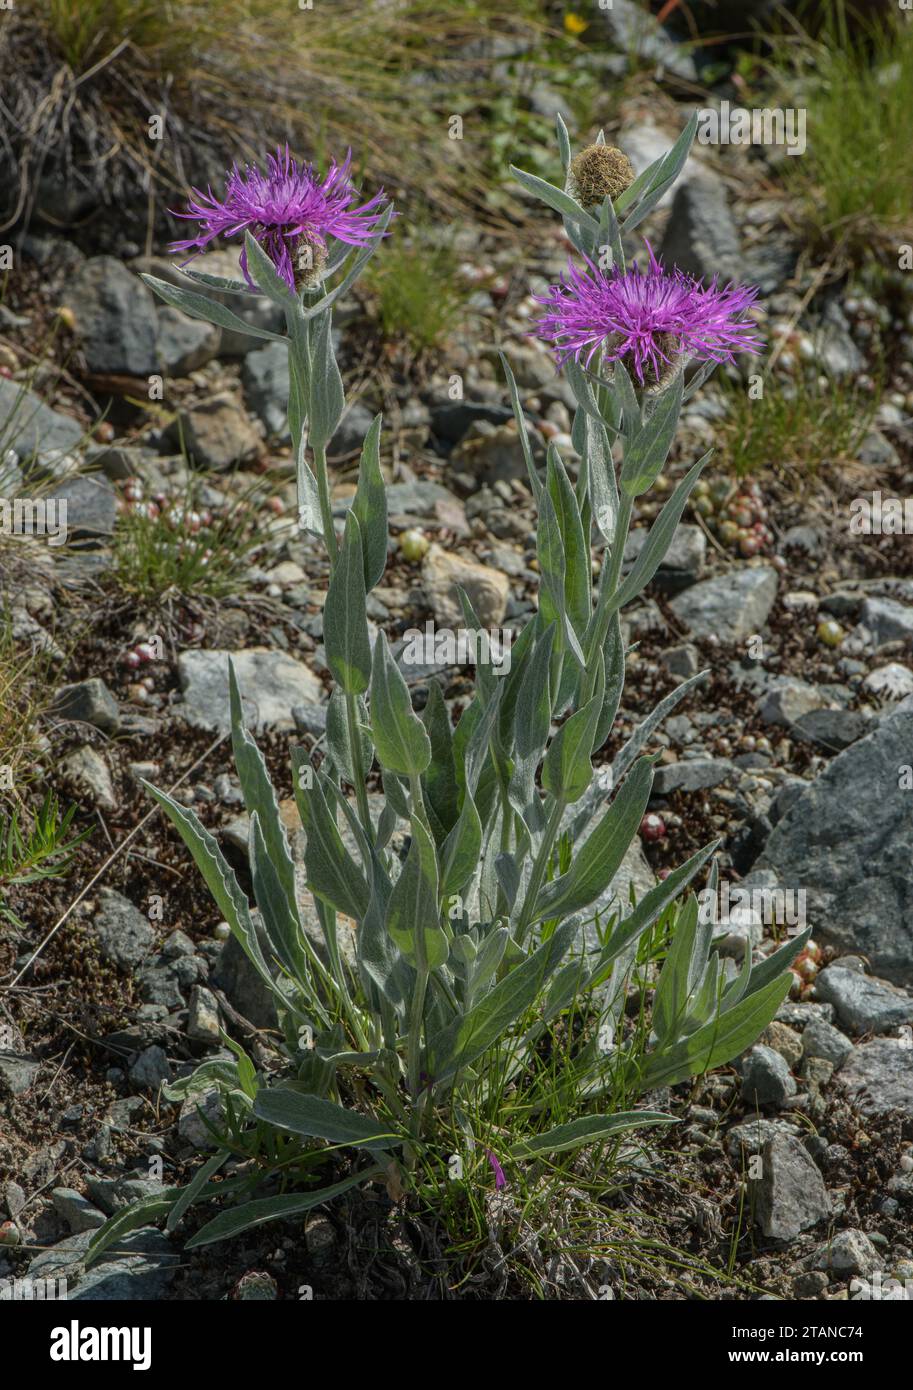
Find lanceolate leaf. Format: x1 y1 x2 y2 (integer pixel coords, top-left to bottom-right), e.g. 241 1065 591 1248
228 658 296 917
308 309 345 450
546 444 590 638
385 815 448 969
639 974 793 1090
532 758 654 923
509 1110 676 1160
619 373 684 498
253 1089 402 1150
509 165 600 232
323 512 372 694
426 916 580 1085
420 680 460 842
140 274 286 342
185 1167 384 1250
292 753 370 921
351 413 388 592
612 452 711 613
370 632 431 776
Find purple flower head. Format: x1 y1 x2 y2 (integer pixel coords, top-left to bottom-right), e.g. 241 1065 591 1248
170 145 389 293
535 242 764 387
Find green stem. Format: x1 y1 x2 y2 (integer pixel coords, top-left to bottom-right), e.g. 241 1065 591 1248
407 772 431 1122
581 488 633 706
313 441 338 572
344 690 374 843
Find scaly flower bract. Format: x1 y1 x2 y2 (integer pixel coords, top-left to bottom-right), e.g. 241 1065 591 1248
170 146 388 293
535 242 763 386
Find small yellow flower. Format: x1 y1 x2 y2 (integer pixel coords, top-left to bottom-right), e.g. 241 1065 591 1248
564 12 589 36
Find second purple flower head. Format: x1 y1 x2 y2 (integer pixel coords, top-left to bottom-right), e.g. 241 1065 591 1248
535 242 764 389
170 145 390 294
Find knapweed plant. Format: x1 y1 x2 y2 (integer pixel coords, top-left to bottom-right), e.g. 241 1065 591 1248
89 122 806 1264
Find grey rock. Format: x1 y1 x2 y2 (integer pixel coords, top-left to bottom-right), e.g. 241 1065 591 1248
3 1180 26 1218
777 1000 836 1028
669 566 778 642
92 887 155 971
51 1188 106 1234
156 305 221 375
794 1270 829 1297
177 648 323 733
860 595 913 645
178 1088 223 1149
173 393 260 471
839 1038 913 1119
623 522 706 592
815 965 913 1035
211 929 276 1030
385 479 466 521
741 1044 797 1107
661 176 741 283
0 1052 40 1097
17 1226 177 1301
725 1116 799 1162
421 544 509 628
292 703 328 738
660 643 700 679
818 301 865 379
128 1045 170 1090
68 256 160 376
60 745 117 813
430 401 512 444
241 341 290 439
51 677 120 734
758 696 913 983
752 1133 832 1240
653 756 733 795
0 378 83 474
793 707 872 751
858 429 900 469
187 985 221 1043
135 960 186 1010
759 679 827 728
600 0 697 81
331 400 376 457
760 1021 803 1070
85 1175 163 1215
48 474 117 542
809 1229 879 1277
802 1016 853 1069
451 418 545 485
783 524 824 556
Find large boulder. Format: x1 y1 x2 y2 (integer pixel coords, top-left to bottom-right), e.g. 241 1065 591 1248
758 697 913 983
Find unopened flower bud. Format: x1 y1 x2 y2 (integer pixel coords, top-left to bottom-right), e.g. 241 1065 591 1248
567 144 636 210
294 234 329 291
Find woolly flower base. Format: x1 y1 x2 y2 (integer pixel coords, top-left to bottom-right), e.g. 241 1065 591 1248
170 145 388 293
535 243 764 386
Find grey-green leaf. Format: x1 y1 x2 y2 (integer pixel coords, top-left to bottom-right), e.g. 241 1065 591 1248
370 632 431 776
351 413 388 591
324 512 372 694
